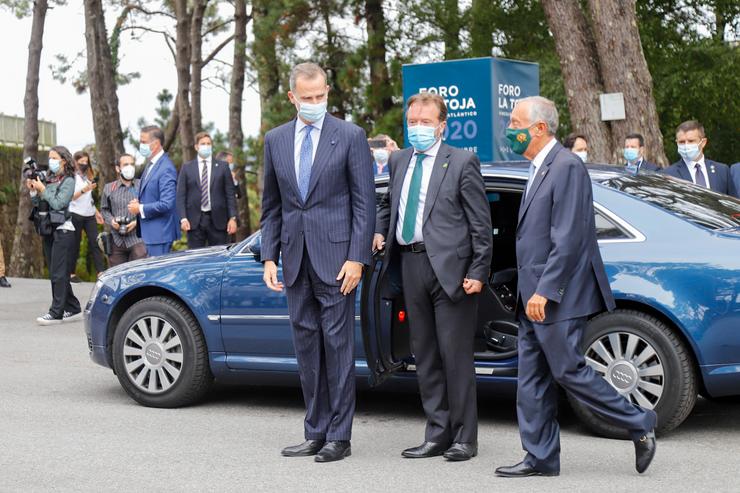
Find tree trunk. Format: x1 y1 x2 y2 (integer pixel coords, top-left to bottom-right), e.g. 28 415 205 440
588 0 668 166
9 0 48 278
189 0 207 135
84 0 125 185
364 0 393 126
174 0 195 163
164 96 180 152
541 0 614 164
230 0 251 238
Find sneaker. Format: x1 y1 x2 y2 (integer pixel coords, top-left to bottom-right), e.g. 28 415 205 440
0 276 10 288
37 313 63 325
63 311 83 322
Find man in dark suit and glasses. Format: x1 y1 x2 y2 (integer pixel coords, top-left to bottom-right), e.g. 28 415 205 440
495 96 657 478
260 62 375 462
661 120 733 195
373 93 492 461
177 131 237 248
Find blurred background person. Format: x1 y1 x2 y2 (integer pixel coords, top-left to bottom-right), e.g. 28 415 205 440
662 120 732 194
128 125 179 257
101 154 147 267
177 132 237 248
216 150 242 200
0 242 9 288
68 150 105 282
27 146 80 325
624 133 659 173
367 134 398 175
563 133 588 163
732 163 739 198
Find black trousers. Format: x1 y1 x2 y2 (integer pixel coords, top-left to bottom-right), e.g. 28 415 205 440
42 230 81 318
187 212 228 249
70 213 105 275
401 250 479 444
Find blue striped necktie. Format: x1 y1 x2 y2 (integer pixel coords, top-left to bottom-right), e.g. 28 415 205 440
298 125 314 200
200 160 210 209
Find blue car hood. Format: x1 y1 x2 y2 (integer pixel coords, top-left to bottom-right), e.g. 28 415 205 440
102 245 232 279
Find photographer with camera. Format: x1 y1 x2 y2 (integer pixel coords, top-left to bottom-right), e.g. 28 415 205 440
68 151 105 282
26 146 81 325
367 134 398 175
100 154 146 267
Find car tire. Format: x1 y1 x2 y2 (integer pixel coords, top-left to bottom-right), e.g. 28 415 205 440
568 309 697 438
112 296 213 407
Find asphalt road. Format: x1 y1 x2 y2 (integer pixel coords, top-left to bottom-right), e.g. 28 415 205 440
1 277 739 492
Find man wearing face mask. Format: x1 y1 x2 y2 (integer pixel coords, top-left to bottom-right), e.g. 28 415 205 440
494 96 656 478
128 125 179 257
368 134 398 175
623 133 659 173
373 92 492 462
177 132 237 248
260 62 375 463
101 154 147 266
662 120 732 194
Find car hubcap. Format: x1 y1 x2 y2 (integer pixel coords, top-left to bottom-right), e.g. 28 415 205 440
123 316 183 394
585 331 664 409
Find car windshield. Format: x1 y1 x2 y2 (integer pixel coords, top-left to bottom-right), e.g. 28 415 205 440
599 173 740 231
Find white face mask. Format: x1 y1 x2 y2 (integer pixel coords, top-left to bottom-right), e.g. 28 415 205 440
121 165 135 181
574 151 588 163
374 149 390 164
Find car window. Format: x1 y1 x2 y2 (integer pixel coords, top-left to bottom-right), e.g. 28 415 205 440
600 174 740 231
594 210 629 240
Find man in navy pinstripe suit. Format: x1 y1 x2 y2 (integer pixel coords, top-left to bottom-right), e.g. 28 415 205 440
260 62 376 462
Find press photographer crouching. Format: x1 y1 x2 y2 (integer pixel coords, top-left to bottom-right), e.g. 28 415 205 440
100 154 147 267
26 146 82 325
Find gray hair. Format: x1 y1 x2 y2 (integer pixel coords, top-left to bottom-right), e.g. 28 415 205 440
289 62 327 92
517 96 559 135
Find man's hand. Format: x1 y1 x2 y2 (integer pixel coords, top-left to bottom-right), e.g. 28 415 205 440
227 218 237 235
181 218 191 232
372 233 385 252
337 260 363 296
126 221 137 234
111 219 120 230
263 260 284 292
462 278 483 295
526 293 548 323
95 210 104 225
127 199 140 216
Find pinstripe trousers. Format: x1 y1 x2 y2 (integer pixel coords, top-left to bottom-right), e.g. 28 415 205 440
286 249 356 441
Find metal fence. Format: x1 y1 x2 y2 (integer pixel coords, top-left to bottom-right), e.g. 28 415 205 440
0 114 56 150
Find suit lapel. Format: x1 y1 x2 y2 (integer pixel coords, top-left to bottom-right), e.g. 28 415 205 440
305 114 339 202
389 148 415 240
678 161 692 182
422 142 453 225
279 119 302 201
705 160 719 190
518 143 559 224
140 155 162 193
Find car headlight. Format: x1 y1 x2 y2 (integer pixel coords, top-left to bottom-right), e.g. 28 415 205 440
88 279 104 306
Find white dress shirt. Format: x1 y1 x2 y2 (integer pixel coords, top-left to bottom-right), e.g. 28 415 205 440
294 116 325 182
526 137 557 196
198 156 212 212
684 155 710 187
69 173 97 217
396 139 442 245
140 148 165 219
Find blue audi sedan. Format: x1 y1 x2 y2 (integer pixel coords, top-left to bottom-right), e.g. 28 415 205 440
84 164 740 438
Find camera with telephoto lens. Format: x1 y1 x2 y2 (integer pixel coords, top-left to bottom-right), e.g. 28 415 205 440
115 216 132 235
22 157 48 183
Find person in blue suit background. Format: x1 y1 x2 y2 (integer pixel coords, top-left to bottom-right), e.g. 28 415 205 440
128 125 179 257
495 96 657 478
661 120 733 195
260 62 375 463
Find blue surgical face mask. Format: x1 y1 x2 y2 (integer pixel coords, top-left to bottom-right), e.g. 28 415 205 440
407 125 439 152
48 159 61 174
228 162 235 172
298 101 327 123
624 147 640 162
678 143 701 162
139 142 152 159
374 149 390 164
197 145 212 159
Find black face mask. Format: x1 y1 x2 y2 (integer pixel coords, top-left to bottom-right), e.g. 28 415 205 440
79 164 89 172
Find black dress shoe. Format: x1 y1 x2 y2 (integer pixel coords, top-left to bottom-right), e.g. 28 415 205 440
402 441 450 458
315 441 351 462
70 275 81 284
0 276 10 288
634 431 656 474
495 461 559 478
281 439 325 457
443 442 478 461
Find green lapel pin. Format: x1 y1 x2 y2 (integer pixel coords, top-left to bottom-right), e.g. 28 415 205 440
442 162 448 169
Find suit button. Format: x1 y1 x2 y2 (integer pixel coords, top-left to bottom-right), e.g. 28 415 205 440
558 288 564 296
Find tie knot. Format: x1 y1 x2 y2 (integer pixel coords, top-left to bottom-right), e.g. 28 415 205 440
695 163 701 169
304 124 314 133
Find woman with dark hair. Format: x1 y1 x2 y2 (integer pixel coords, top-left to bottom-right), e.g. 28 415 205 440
27 145 81 325
68 150 105 282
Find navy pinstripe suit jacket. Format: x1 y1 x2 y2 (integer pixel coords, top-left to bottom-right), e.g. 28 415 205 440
260 114 376 287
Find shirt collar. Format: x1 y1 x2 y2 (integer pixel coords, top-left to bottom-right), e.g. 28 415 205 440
413 138 442 159
532 137 557 169
684 155 706 169
296 114 326 134
150 149 165 165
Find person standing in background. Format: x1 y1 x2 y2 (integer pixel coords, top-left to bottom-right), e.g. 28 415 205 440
563 133 588 163
0 242 10 288
68 151 106 281
128 125 179 257
368 134 399 175
623 133 659 173
731 163 740 198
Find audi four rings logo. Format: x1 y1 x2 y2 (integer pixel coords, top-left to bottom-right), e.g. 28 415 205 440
612 369 633 384
146 347 162 361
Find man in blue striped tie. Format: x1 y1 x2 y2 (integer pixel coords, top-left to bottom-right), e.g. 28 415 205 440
260 62 376 462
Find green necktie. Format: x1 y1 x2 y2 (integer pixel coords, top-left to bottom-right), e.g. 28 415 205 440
401 153 427 243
